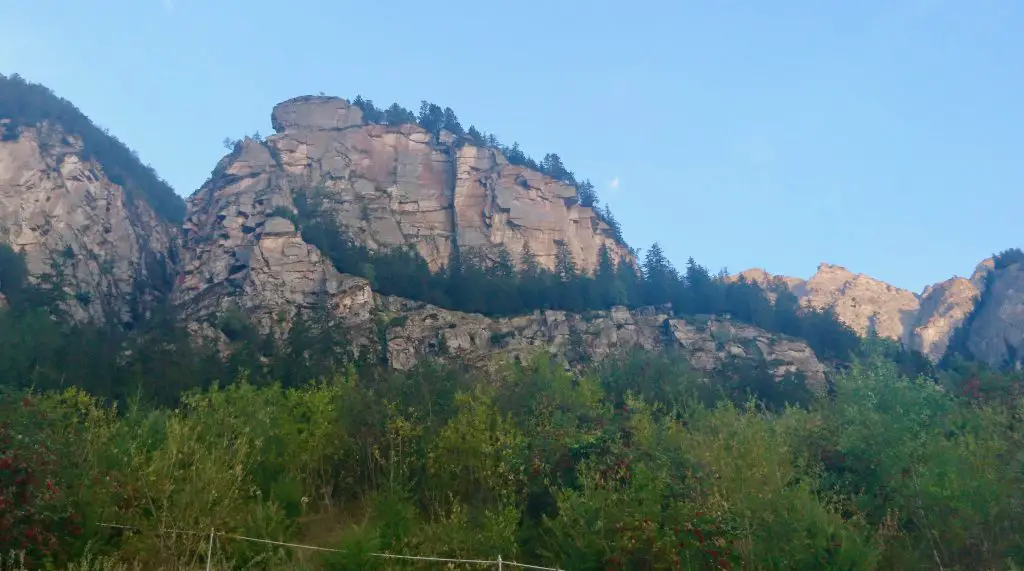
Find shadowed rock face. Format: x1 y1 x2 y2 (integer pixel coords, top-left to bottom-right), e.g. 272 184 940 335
914 277 981 360
961 262 1024 368
0 123 175 322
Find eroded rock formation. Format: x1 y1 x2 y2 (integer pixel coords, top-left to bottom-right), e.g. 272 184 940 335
377 297 828 389
267 96 630 272
175 139 373 332
734 262 988 362
0 122 176 321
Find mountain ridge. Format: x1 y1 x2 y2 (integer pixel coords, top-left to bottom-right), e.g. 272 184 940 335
0 76 1020 384
735 252 1023 367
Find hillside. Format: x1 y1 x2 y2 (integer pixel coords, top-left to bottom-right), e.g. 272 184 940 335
0 73 181 323
3 79 1024 571
0 81 862 398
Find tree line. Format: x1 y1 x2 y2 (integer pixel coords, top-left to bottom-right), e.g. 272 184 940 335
293 190 872 366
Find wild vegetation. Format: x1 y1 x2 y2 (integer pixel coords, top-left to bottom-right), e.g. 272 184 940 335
4 235 1023 570
3 337 1024 570
4 78 1024 570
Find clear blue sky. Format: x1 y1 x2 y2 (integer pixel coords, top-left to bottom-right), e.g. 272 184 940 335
3 0 1022 292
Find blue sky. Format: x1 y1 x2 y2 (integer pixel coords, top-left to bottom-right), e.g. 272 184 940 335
3 0 1022 292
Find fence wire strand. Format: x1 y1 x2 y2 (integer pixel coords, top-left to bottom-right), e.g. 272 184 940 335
97 523 564 570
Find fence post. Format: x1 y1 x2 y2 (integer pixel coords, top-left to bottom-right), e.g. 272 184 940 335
206 528 215 571
497 554 503 571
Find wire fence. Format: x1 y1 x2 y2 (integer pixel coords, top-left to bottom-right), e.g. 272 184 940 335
98 523 564 570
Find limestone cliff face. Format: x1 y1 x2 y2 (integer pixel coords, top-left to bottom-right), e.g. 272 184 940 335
175 139 373 332
267 96 630 272
378 298 827 390
0 122 176 322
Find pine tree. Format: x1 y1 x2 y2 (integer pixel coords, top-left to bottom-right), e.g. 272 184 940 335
417 101 445 136
554 240 578 282
442 107 464 136
685 257 717 314
595 244 626 307
642 242 677 306
384 103 416 126
616 256 643 307
540 153 569 180
467 125 485 145
577 179 599 208
601 204 623 242
491 245 516 280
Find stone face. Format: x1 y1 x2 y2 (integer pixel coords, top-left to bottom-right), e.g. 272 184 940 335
963 263 1024 368
799 263 921 344
913 277 980 360
733 262 985 363
379 297 827 389
0 124 176 321
265 96 631 273
174 138 374 332
177 134 821 386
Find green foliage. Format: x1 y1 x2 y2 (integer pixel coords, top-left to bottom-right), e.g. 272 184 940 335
0 245 29 308
0 74 184 222
2 350 1024 569
292 186 859 364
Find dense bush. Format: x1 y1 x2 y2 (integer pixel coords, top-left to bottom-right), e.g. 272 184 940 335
1 346 1023 569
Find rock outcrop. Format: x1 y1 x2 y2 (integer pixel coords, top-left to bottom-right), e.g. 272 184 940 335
798 263 921 344
176 132 827 385
378 297 827 389
959 261 1024 368
0 123 176 322
175 139 373 332
734 262 986 362
913 277 980 360
267 96 630 272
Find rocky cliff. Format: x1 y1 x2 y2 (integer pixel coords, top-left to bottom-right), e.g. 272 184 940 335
377 298 827 389
734 259 1016 364
267 96 629 272
6 79 1019 380
0 121 177 322
174 128 826 383
175 138 373 332
175 95 630 332
952 258 1024 369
